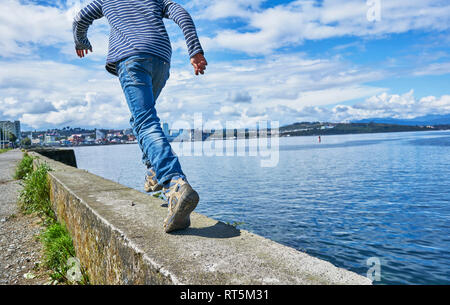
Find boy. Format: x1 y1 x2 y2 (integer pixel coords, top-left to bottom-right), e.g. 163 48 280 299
73 0 207 233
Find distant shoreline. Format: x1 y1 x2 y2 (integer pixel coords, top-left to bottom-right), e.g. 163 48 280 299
279 122 450 138
29 127 448 149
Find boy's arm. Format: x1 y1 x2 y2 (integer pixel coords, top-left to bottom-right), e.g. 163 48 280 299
162 0 207 74
73 0 104 57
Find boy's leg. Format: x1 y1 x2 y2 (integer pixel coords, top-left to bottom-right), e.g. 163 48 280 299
117 54 199 233
130 57 171 171
117 54 184 186
129 115 151 168
128 115 161 192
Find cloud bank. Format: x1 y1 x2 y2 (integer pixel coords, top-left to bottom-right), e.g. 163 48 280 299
0 0 449 130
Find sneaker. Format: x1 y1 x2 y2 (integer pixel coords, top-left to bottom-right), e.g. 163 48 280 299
163 177 199 233
144 168 163 192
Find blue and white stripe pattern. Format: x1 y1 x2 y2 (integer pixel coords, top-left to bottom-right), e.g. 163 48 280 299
73 0 204 76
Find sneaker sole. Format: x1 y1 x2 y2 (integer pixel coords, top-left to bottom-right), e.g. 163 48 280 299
164 185 199 233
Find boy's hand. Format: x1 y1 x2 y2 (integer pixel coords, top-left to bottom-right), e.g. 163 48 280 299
190 53 207 75
76 47 92 58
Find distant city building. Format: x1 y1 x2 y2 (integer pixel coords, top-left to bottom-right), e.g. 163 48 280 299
320 125 335 130
44 134 60 146
60 140 72 146
45 135 56 143
162 122 170 137
69 134 83 145
95 129 106 141
123 128 133 135
84 136 95 144
0 120 21 140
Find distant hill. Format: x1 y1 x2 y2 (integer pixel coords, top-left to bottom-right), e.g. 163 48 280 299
352 114 450 126
279 122 445 137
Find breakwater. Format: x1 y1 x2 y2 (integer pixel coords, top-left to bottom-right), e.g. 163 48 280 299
29 149 371 285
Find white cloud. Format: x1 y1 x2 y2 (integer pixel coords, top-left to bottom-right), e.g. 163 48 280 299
299 90 450 123
154 53 388 127
0 52 388 129
413 62 450 76
191 0 450 55
0 59 128 129
0 0 71 56
195 0 264 20
1 0 449 130
0 0 108 60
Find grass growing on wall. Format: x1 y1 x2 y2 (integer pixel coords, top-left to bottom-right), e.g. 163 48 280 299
40 223 89 284
16 154 89 284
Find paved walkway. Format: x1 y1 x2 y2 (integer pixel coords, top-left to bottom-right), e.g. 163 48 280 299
0 150 22 219
0 150 48 285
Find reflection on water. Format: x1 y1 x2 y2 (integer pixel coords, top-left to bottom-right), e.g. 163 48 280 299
74 130 450 284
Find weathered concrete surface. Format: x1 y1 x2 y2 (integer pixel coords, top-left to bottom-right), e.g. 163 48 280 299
31 152 371 285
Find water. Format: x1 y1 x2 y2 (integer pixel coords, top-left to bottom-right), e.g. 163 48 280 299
73 130 450 285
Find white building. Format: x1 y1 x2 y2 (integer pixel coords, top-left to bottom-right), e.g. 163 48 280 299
95 129 106 140
45 135 56 143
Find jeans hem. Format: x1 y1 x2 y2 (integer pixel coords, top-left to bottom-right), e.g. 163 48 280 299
159 173 186 186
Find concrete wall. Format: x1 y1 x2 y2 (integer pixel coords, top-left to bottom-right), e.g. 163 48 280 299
30 148 77 168
31 151 371 285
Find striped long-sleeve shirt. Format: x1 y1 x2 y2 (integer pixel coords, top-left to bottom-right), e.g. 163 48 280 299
73 0 204 76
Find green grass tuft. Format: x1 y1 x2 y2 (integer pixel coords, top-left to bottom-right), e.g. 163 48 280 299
18 162 56 221
14 152 34 180
40 223 75 274
40 222 89 284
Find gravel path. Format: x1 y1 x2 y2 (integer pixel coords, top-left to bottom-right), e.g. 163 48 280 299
0 150 49 285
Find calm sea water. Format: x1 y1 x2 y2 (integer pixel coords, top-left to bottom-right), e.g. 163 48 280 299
73 130 450 285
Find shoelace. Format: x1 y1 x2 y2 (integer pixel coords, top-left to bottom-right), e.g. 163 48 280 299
163 176 187 207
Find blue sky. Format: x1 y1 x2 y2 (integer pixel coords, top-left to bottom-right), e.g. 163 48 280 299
1 0 450 131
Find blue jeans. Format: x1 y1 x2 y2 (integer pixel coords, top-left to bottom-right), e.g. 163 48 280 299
117 53 185 185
